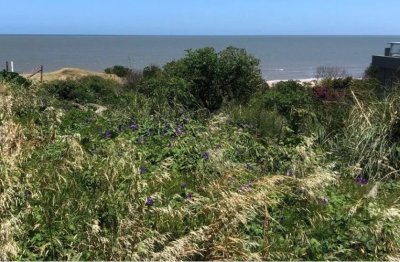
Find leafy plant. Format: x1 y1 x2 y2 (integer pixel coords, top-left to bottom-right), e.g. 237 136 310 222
163 46 265 111
0 70 31 87
104 65 130 77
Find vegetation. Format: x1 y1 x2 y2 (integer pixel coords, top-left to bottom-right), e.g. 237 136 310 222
104 65 131 77
0 47 399 261
0 70 31 87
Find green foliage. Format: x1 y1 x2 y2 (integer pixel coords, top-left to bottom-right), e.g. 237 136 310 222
163 46 265 111
124 69 144 90
320 76 353 89
1 51 400 261
227 99 288 140
261 81 312 117
138 76 197 111
259 81 315 134
364 64 380 79
333 88 400 180
143 64 162 79
217 46 265 103
265 179 400 260
45 76 120 104
0 70 31 87
104 65 130 77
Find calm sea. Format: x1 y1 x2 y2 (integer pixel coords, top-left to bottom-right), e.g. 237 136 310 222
1 35 399 80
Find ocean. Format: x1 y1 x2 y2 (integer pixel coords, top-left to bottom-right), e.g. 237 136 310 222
1 35 399 80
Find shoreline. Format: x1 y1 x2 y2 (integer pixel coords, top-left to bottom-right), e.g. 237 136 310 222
24 67 319 85
266 78 317 86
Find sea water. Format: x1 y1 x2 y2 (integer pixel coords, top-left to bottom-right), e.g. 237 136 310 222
1 35 399 80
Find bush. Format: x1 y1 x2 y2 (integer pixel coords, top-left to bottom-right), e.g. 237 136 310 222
124 69 143 90
229 81 315 138
163 46 265 111
218 47 265 103
228 100 288 140
143 65 162 79
104 65 130 77
364 64 380 79
262 81 312 117
45 76 120 104
0 70 31 87
138 76 197 111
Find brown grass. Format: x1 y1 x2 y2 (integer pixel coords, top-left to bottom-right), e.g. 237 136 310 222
23 67 123 83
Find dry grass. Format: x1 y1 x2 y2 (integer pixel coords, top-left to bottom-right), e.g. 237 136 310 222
23 67 123 83
0 87 24 260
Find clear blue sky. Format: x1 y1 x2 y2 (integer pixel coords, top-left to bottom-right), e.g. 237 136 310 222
1 0 399 35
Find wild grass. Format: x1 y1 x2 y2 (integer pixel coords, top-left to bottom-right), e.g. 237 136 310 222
1 54 400 260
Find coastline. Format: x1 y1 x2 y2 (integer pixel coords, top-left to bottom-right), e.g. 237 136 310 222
24 67 318 86
266 78 317 86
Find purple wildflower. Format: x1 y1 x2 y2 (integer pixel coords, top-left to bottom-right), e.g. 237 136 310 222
320 197 329 205
287 169 294 177
175 125 185 135
202 152 209 161
139 166 146 175
355 176 368 185
129 123 139 131
104 130 112 139
145 197 154 206
185 193 193 200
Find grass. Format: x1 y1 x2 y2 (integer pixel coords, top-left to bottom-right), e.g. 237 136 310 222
1 60 400 260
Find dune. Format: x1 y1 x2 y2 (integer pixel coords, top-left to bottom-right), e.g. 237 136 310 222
23 67 123 83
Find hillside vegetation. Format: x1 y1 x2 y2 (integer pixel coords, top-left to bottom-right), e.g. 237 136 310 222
0 47 399 260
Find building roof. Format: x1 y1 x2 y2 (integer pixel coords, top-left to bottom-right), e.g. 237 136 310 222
388 42 400 44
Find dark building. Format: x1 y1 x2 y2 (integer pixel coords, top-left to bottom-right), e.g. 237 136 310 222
371 42 400 87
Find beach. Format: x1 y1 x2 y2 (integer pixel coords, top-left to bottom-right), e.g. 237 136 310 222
266 78 317 86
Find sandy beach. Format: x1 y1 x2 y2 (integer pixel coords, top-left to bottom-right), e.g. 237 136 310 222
266 78 317 86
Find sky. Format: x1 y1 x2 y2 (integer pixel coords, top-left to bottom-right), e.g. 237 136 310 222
0 0 399 35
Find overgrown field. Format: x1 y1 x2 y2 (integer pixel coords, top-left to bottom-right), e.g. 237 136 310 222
1 47 399 260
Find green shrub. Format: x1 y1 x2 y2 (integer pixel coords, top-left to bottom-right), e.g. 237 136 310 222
320 76 353 90
104 65 130 77
364 64 380 79
0 70 31 87
218 46 265 103
124 69 143 90
163 46 265 111
138 76 197 111
45 76 120 104
262 81 312 117
228 101 288 140
143 65 162 79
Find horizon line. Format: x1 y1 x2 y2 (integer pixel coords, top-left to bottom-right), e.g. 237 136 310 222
1 33 400 37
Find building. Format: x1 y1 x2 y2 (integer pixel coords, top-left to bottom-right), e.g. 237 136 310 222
371 42 400 87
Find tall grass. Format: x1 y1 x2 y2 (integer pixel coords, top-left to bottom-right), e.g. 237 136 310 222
332 87 400 181
1 62 400 260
